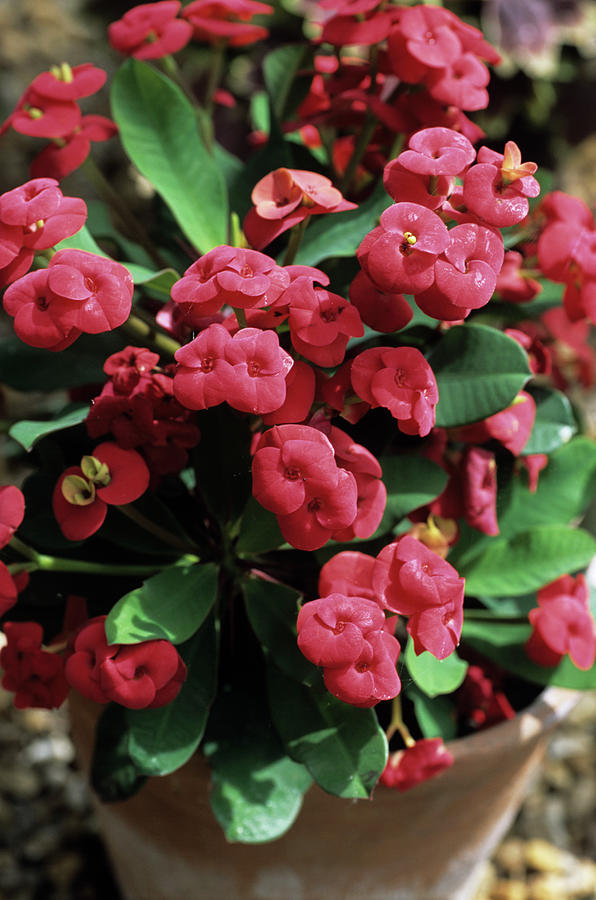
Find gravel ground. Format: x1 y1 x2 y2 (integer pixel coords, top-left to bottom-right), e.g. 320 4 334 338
0 687 594 900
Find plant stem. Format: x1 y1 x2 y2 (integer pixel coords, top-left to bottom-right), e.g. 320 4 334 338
282 217 310 266
233 308 248 328
386 695 416 748
81 156 169 270
204 42 226 118
339 112 378 195
120 312 181 360
8 536 198 576
117 504 198 553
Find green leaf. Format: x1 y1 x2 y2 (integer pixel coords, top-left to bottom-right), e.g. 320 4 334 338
404 639 468 697
522 386 577 455
381 455 448 520
462 619 596 690
0 331 123 391
461 525 596 597
293 180 390 266
54 224 106 256
126 615 218 776
204 691 312 844
105 562 218 645
243 576 319 686
427 324 531 427
111 59 228 252
236 497 285 555
267 664 388 799
91 704 147 803
125 265 179 298
407 685 457 741
263 44 309 121
9 405 88 452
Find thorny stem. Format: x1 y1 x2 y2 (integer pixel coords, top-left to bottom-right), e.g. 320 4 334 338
120 312 181 360
282 216 310 266
81 156 169 270
117 504 198 553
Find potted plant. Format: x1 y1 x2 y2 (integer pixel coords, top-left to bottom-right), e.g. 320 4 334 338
0 2 595 898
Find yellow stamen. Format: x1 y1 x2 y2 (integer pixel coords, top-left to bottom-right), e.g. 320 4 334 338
403 231 417 245
80 455 111 486
61 475 96 506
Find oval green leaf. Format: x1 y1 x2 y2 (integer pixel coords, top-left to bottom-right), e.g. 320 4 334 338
111 59 228 253
105 562 217 645
427 324 531 427
404 639 468 697
522 386 577 455
462 525 596 597
9 404 88 452
381 455 448 520
267 663 388 799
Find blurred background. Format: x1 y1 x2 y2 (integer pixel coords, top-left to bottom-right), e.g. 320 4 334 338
0 0 596 897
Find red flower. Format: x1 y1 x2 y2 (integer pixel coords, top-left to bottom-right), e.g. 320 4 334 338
223 327 294 415
380 738 453 791
327 425 386 541
30 63 107 102
348 270 413 334
30 116 118 181
276 470 358 551
261 359 316 426
462 447 499 536
350 346 438 437
46 249 133 334
108 1 193 60
53 443 150 541
65 617 187 708
358 202 449 295
318 551 377 602
397 127 476 177
455 391 536 457
174 323 236 411
170 245 290 321
1 622 69 710
496 251 542 304
286 276 364 368
463 142 540 228
526 574 596 671
4 88 81 140
2 268 81 350
0 178 87 251
0 485 25 549
182 0 273 47
0 562 18 617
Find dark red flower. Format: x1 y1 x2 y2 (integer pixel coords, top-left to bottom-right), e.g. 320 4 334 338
1 622 69 710
0 485 25 549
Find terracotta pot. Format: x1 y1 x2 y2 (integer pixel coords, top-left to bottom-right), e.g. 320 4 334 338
69 687 578 900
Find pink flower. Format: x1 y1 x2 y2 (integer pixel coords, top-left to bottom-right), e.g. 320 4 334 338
4 88 81 140
381 738 453 791
174 323 236 410
30 63 107 101
30 115 118 181
223 327 294 415
276 470 358 551
358 202 449 295
526 574 596 671
350 346 438 437
261 359 316 426
286 276 363 367
397 127 476 177
297 593 386 668
323 630 401 708
462 447 499 536
318 551 377 602
348 270 413 334
463 142 540 228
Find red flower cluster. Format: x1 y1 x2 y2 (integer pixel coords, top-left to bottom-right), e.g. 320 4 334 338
1 622 69 710
65 617 187 709
252 424 363 551
297 593 400 708
457 662 515 730
526 574 596 671
0 178 86 288
86 346 201 478
380 738 454 791
1 63 116 180
3 249 133 351
356 128 537 323
244 168 357 250
52 442 150 541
